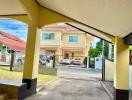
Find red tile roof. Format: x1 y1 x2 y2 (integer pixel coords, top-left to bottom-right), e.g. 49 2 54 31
0 31 26 52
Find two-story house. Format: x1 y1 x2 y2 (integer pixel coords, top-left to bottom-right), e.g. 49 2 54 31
40 23 94 63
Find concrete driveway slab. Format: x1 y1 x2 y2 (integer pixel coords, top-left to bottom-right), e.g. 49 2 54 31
57 67 102 81
26 78 111 100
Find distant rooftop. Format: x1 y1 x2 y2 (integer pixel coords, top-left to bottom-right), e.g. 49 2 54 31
0 31 26 52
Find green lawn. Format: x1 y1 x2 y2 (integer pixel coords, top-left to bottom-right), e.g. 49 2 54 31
13 66 57 75
0 66 57 88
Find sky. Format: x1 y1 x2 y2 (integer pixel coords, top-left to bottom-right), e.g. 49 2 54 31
0 18 28 41
91 37 100 48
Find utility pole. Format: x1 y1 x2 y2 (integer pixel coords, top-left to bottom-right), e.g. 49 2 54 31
102 40 105 57
87 56 89 69
102 40 105 81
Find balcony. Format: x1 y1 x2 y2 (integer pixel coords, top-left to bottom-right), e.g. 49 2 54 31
40 40 61 48
61 41 85 51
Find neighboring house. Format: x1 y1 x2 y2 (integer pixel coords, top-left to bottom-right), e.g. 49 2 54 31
0 31 26 63
40 23 95 63
0 24 95 65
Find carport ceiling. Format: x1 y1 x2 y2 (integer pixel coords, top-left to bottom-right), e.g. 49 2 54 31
0 0 26 15
37 0 132 38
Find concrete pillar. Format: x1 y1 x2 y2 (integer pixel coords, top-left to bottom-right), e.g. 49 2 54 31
22 23 40 96
84 34 89 57
56 48 62 62
84 48 89 57
114 36 129 100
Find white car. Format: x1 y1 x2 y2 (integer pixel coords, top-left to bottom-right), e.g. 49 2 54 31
61 58 72 64
72 58 82 65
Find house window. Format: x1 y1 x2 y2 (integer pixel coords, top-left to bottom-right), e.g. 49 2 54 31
42 32 54 40
69 35 78 43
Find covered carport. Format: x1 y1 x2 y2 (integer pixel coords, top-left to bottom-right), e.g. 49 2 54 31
0 0 131 100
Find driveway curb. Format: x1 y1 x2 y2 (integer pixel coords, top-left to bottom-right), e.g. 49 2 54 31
100 81 113 100
37 77 59 92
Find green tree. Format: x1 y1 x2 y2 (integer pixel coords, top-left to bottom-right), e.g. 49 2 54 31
129 45 132 50
0 44 2 50
96 40 109 58
89 47 100 58
89 39 109 58
96 40 103 55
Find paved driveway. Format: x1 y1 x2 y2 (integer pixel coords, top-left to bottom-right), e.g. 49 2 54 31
57 67 102 80
26 66 132 100
130 93 132 100
26 78 111 100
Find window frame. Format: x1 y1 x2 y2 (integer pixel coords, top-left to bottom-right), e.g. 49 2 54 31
42 32 55 40
68 35 78 43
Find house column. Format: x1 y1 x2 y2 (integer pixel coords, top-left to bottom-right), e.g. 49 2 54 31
114 36 129 100
22 23 40 96
19 0 40 96
56 48 62 63
84 48 89 57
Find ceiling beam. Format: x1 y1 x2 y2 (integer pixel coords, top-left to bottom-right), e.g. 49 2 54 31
0 14 30 24
20 0 39 24
36 0 115 36
66 23 114 44
36 1 115 43
124 32 132 45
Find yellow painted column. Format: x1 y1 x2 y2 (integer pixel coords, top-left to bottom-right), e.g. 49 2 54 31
22 22 40 95
19 0 40 88
23 23 40 79
114 36 129 100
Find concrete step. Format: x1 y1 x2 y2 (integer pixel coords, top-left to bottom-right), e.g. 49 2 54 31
0 93 8 100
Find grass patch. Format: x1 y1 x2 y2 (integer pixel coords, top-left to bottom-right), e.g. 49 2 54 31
13 66 57 75
0 66 57 88
0 67 23 81
38 68 57 75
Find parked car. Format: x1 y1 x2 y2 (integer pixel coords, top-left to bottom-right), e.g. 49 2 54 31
72 58 82 65
61 58 72 64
